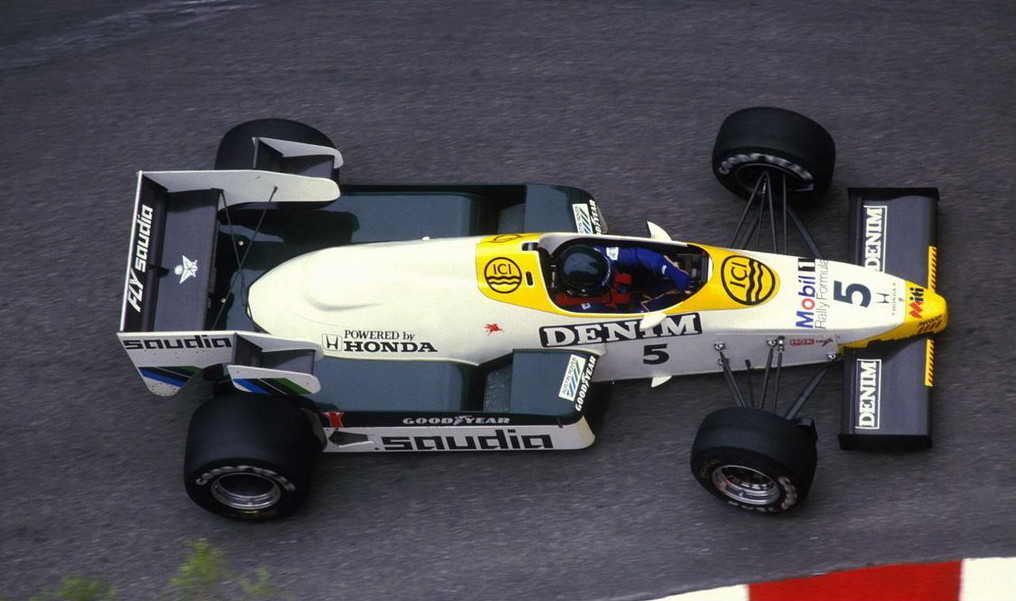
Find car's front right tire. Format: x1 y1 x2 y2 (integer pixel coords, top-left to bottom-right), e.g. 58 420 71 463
690 407 817 513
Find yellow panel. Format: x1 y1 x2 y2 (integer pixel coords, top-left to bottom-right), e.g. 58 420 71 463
674 245 781 313
473 237 779 316
474 234 562 314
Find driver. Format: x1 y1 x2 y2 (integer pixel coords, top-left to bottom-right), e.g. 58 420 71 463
554 244 694 312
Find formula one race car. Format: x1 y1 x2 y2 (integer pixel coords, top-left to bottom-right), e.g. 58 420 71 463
118 108 946 519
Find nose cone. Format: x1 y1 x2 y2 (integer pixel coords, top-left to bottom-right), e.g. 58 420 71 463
841 281 947 349
896 284 948 339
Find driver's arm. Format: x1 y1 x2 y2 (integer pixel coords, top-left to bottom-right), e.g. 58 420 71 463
618 247 692 291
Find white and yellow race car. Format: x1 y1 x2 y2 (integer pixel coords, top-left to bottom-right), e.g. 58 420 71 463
118 108 946 519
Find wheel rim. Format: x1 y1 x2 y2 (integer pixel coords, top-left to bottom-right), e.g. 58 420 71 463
710 464 781 506
211 473 282 511
733 165 813 196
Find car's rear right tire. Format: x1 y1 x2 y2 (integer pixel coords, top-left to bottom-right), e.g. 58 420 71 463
184 394 320 520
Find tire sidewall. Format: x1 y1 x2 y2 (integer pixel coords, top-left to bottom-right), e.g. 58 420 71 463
692 449 803 513
185 458 308 521
713 146 821 196
690 408 818 513
712 107 835 201
184 394 320 520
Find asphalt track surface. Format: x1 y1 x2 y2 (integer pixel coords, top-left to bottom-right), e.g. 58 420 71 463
1 1 1013 599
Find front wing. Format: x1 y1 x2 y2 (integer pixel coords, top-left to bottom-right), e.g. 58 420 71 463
840 188 940 450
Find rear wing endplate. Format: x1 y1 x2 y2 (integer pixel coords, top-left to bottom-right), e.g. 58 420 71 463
254 137 344 178
117 330 323 397
841 188 939 450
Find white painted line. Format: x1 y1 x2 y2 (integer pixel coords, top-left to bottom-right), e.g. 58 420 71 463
961 557 1016 601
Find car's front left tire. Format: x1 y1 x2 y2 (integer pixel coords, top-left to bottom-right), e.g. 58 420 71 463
712 107 836 202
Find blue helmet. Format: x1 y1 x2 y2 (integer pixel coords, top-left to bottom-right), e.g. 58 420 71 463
557 245 611 296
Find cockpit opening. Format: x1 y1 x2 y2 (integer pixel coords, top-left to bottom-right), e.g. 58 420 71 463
538 239 709 313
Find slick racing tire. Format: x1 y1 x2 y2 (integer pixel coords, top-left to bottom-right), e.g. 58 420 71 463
690 407 817 513
184 394 321 520
215 118 336 171
712 107 836 202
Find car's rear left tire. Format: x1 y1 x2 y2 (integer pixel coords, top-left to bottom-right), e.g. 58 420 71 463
184 394 321 520
215 118 336 170
690 407 818 513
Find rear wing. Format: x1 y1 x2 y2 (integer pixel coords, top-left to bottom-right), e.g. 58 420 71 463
119 169 339 332
117 168 338 395
840 188 939 450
